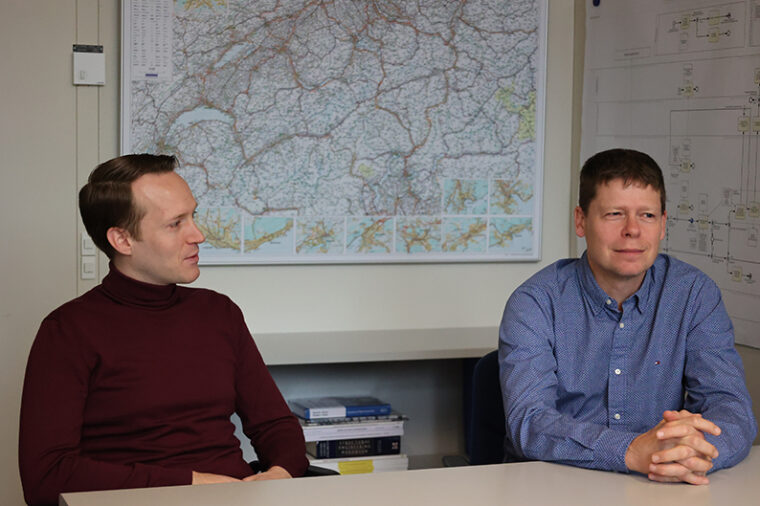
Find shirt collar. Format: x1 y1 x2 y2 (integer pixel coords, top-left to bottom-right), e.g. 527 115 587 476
578 251 654 315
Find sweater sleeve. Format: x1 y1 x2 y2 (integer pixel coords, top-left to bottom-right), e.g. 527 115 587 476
18 316 191 506
231 305 308 477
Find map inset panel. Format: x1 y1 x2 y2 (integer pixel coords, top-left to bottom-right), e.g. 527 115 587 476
489 217 533 254
396 217 443 254
442 217 488 253
346 217 394 254
243 216 294 254
443 179 489 215
196 207 241 254
296 217 345 255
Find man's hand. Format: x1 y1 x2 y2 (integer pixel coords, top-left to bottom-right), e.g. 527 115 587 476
625 410 721 485
191 471 241 485
192 465 292 484
242 465 292 482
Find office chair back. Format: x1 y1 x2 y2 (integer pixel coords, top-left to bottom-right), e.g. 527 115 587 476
468 349 506 465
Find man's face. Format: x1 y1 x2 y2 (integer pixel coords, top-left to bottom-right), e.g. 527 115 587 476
120 172 205 285
575 178 666 296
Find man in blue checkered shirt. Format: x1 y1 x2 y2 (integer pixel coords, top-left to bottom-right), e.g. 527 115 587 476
499 148 756 484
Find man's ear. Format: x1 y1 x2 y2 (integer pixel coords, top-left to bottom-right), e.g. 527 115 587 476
106 227 134 256
574 206 586 238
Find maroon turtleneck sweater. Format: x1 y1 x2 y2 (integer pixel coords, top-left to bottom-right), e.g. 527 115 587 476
19 266 307 505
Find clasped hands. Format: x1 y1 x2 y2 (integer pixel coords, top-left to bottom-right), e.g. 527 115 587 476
191 465 292 485
625 410 721 485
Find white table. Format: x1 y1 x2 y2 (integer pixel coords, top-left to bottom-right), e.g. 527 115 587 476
60 447 760 506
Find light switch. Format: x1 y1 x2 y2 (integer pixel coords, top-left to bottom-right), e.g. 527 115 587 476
81 256 96 280
81 232 96 256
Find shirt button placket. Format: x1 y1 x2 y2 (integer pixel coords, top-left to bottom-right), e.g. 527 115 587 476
610 315 626 426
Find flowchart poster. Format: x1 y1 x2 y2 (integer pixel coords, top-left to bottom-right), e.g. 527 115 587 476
581 0 760 348
122 0 546 264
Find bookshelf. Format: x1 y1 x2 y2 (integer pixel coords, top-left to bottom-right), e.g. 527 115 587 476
232 357 475 470
252 328 497 469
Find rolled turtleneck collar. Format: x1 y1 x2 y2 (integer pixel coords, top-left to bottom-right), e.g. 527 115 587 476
100 262 180 311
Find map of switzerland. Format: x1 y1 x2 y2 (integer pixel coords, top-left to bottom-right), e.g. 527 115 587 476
128 0 542 263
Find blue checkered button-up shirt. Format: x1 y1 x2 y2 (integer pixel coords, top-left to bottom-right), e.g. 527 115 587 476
499 253 757 472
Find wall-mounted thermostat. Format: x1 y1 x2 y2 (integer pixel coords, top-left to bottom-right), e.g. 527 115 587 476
73 44 105 86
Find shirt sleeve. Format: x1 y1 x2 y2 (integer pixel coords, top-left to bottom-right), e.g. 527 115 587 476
18 316 191 506
681 278 758 471
231 304 309 478
499 286 637 472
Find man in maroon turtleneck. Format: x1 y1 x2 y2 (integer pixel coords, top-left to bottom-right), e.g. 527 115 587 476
19 154 308 506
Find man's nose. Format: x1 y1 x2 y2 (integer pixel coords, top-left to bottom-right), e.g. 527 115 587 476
622 215 640 237
188 219 206 244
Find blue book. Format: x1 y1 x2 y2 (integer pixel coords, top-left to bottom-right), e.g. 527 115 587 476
289 396 392 420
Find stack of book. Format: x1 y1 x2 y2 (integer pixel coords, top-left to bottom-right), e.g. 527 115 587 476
288 396 408 474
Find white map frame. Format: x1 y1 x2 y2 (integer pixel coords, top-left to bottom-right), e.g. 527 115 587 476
121 0 546 265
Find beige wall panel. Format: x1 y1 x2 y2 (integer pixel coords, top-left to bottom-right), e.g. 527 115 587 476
0 1 78 505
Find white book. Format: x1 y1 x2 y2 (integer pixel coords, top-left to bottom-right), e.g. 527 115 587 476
308 453 409 474
300 418 404 442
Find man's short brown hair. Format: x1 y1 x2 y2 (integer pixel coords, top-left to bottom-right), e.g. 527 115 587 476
579 148 666 214
79 154 178 258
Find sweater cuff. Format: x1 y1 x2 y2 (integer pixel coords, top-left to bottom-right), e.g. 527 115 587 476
146 466 193 487
277 453 309 478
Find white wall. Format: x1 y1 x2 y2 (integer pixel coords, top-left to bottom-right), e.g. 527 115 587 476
0 1 580 505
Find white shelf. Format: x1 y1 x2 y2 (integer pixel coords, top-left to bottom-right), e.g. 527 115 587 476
256 327 498 365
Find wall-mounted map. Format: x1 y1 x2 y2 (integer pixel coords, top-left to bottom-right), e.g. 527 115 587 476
122 0 545 264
